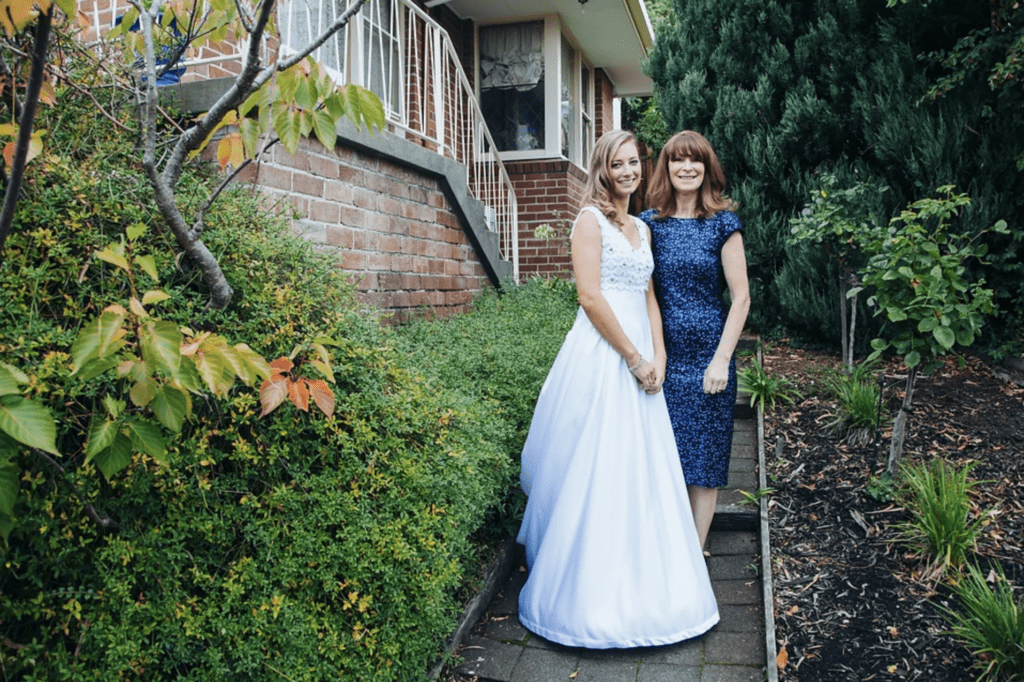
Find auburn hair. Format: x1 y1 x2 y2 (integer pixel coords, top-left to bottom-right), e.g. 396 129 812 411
580 129 639 229
645 130 736 220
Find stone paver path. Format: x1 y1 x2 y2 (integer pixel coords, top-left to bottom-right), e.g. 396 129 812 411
456 414 768 682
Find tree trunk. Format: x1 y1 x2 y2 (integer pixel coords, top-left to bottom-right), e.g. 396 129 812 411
839 276 850 371
847 289 858 369
886 364 918 478
0 8 52 262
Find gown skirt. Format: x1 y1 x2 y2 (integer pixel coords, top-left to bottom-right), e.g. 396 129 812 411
516 288 720 649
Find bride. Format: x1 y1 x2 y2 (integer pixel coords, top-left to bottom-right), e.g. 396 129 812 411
516 129 719 649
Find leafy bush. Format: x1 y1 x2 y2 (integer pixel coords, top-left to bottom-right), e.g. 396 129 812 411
0 88 510 680
820 360 888 446
895 458 989 579
394 276 579 538
941 561 1024 681
737 356 803 413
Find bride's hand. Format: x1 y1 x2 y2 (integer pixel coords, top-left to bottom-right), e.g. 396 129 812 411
629 358 657 392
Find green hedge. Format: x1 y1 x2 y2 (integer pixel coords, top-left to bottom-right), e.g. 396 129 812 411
394 277 579 539
0 92 510 680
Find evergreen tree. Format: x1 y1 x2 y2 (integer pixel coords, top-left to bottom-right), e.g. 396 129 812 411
646 0 1024 355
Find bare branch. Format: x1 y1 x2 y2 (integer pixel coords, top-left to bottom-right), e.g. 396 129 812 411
0 49 23 121
234 0 256 34
34 449 119 528
272 0 367 73
0 7 53 262
192 135 280 236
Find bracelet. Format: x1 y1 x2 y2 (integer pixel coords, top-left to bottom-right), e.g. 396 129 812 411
627 356 645 372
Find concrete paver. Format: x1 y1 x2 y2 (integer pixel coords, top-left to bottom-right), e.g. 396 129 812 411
455 399 769 682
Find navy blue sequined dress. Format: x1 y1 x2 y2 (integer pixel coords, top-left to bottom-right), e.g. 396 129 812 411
640 210 743 488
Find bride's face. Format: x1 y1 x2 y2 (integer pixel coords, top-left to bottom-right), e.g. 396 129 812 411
607 142 641 199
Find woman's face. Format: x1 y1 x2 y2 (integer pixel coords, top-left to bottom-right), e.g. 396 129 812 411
607 142 641 199
668 155 705 196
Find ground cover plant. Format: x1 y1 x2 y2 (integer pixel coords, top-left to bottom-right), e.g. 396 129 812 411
0 84 511 681
764 345 1024 680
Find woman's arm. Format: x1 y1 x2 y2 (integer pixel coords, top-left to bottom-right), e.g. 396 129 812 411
573 210 656 389
643 223 667 394
703 230 750 394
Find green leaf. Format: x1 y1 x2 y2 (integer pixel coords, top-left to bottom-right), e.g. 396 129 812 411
312 109 337 151
917 316 939 332
129 377 159 408
126 223 147 242
0 395 58 454
86 418 119 457
870 338 888 351
886 307 908 322
88 433 133 479
139 320 182 377
0 362 28 396
71 309 128 373
0 453 18 518
142 290 171 306
932 326 955 350
954 328 976 347
274 105 302 155
151 385 190 432
102 396 125 419
193 347 237 396
125 420 167 462
136 255 159 282
75 356 120 382
95 246 130 272
905 350 922 368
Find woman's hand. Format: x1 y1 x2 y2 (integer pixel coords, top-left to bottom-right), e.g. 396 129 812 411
703 355 730 395
630 358 660 394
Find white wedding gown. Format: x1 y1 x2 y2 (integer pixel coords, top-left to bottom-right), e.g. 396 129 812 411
516 206 719 649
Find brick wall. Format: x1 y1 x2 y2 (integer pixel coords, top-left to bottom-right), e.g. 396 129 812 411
239 135 491 323
507 160 587 280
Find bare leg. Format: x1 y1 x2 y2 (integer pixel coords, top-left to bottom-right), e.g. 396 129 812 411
687 485 718 549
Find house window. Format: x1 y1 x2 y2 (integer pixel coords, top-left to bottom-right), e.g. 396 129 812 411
479 21 545 153
281 0 402 117
581 63 593 166
479 17 593 167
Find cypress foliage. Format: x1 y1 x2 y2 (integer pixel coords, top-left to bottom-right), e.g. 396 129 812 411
646 0 1024 355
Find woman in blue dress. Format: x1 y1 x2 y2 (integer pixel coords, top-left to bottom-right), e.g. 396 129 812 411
516 130 718 648
640 130 750 550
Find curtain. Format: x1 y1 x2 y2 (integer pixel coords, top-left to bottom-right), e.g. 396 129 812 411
480 21 543 92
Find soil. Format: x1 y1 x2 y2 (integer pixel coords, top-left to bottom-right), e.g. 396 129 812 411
764 345 1024 681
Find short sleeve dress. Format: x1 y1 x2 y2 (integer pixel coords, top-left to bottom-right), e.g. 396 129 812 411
639 209 743 488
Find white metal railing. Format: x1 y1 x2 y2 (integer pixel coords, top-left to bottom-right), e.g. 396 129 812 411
283 0 519 280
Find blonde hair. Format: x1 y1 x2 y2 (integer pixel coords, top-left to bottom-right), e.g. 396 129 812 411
580 130 639 229
645 130 736 220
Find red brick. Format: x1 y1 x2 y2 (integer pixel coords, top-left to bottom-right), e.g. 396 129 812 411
343 252 367 270
340 206 369 228
308 154 341 180
325 225 354 248
352 188 376 209
379 235 400 253
309 200 339 223
324 179 354 204
256 165 292 191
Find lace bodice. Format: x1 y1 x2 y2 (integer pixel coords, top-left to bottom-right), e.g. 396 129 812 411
576 206 653 293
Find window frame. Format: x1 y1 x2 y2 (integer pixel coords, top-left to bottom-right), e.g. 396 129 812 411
476 14 594 168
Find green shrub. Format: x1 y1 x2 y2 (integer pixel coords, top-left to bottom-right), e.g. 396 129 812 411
821 360 888 446
895 458 989 578
0 88 510 680
737 357 803 413
941 561 1024 681
394 276 578 538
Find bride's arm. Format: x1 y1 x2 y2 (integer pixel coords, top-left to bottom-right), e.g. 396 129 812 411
573 211 656 388
643 224 667 394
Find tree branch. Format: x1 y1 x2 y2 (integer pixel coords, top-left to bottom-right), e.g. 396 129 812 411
0 6 52 263
192 135 280 237
34 449 119 529
272 0 367 73
0 49 24 121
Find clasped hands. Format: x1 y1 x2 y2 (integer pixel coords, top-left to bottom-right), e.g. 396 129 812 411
628 355 664 395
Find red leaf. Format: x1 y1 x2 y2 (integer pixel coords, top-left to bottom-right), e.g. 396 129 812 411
288 378 309 412
259 376 289 416
307 379 335 417
269 357 293 373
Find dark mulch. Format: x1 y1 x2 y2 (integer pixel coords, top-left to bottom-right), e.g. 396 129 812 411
764 345 1024 681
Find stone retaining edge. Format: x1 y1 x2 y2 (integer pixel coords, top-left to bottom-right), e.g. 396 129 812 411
429 536 519 679
757 343 780 682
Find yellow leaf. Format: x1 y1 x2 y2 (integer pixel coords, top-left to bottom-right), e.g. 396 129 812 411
142 290 171 306
38 81 57 106
129 297 148 318
2 141 15 168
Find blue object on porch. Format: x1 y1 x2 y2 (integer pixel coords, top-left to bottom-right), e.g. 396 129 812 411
115 13 187 85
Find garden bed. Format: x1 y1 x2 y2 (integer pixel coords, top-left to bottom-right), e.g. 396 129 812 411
764 345 1024 681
